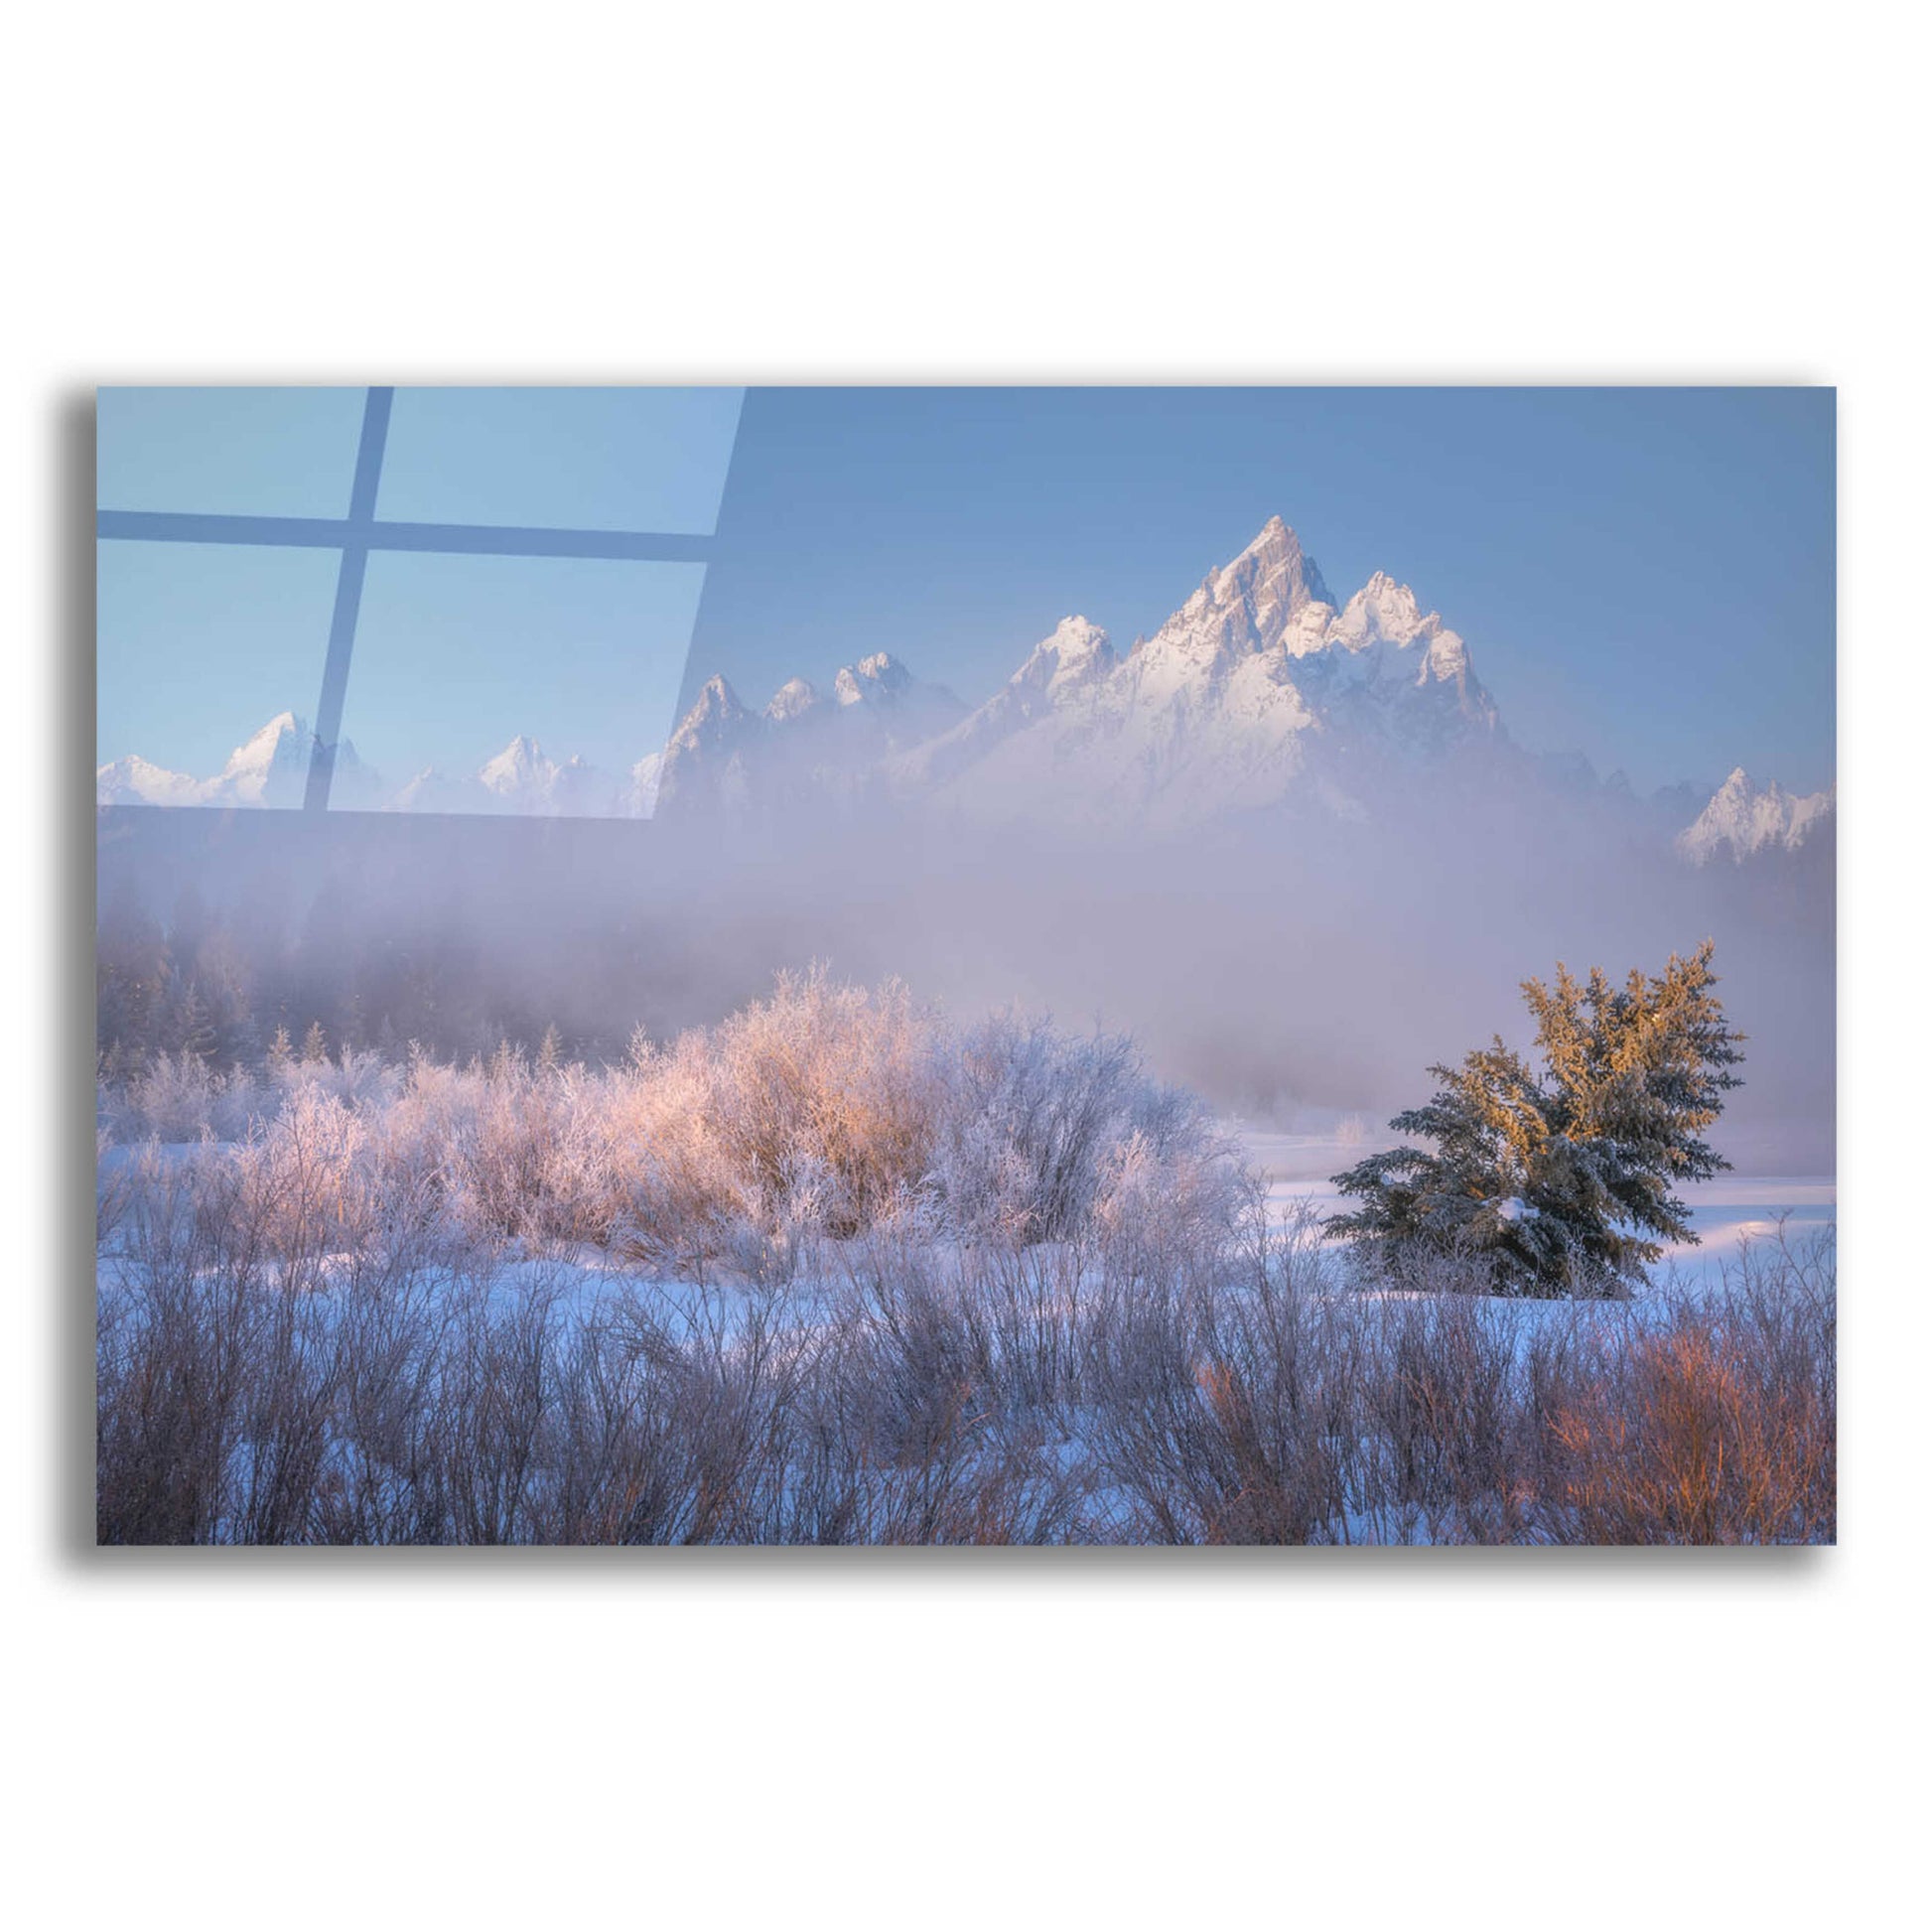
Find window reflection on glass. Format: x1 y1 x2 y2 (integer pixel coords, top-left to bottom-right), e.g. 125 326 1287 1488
97 387 367 519
95 385 742 815
375 387 743 534
342 553 706 815
95 541 344 808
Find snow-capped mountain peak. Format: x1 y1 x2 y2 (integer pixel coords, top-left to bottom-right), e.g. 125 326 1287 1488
1207 513 1334 622
641 516 1510 831
225 709 302 771
1676 767 1835 864
434 735 630 816
95 753 207 808
651 675 759 818
1012 616 1116 701
893 519 1501 830
210 710 315 805
1147 516 1336 676
834 652 915 707
1314 572 1483 709
479 734 552 795
1333 572 1425 644
103 517 1825 850
886 617 1116 794
765 677 823 724
680 674 752 737
97 710 380 810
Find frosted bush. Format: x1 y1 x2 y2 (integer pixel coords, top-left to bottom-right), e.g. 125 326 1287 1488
224 1085 381 1271
98 970 1253 1276
270 1045 402 1115
1090 1128 1250 1284
929 1014 1240 1248
122 1052 266 1143
707 968 939 1238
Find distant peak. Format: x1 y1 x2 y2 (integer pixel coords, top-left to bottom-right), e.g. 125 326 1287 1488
1221 515 1302 573
1045 615 1106 649
1013 616 1115 699
1205 517 1333 623
235 710 306 752
693 673 749 718
218 712 314 787
1355 570 1420 611
1677 765 1834 864
663 674 755 765
765 676 822 723
1332 572 1433 648
835 652 915 705
480 734 553 789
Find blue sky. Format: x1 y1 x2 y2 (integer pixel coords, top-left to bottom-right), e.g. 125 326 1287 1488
694 388 1836 795
97 386 1834 795
97 387 741 778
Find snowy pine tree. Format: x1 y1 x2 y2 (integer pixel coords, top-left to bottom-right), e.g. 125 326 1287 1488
1331 941 1745 1297
162 973 218 1065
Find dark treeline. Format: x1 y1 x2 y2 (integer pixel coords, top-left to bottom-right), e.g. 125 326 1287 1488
95 873 639 1077
95 811 691 1076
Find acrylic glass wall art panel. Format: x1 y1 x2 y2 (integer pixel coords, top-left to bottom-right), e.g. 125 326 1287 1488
94 386 1837 1545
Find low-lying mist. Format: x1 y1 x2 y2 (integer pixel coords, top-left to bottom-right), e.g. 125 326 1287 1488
96 787 1834 1172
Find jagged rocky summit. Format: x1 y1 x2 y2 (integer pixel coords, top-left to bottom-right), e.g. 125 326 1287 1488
97 517 1829 860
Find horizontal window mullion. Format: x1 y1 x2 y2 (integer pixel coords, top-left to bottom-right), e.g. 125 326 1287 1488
96 509 715 564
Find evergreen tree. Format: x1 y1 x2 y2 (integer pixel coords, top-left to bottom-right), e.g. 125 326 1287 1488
538 1023 563 1073
302 1020 329 1065
153 965 214 1064
1331 941 1745 1298
96 890 170 1066
101 1036 144 1085
194 928 258 1067
170 980 218 1066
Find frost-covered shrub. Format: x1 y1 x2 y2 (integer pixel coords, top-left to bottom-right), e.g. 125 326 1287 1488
216 1086 384 1277
1540 1238 1836 1544
930 1015 1243 1253
269 1045 402 1116
96 1110 1838 1544
705 969 939 1239
375 1050 622 1249
589 1032 760 1267
929 1016 1137 1242
1089 1128 1250 1285
98 969 1253 1277
120 1052 266 1143
102 1043 404 1147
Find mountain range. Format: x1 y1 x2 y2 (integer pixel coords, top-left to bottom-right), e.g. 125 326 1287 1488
96 713 384 812
96 713 660 818
1674 767 1837 865
96 516 1832 859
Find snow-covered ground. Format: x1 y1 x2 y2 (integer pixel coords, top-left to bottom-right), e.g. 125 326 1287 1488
1236 1127 1836 1286
100 1121 1835 1312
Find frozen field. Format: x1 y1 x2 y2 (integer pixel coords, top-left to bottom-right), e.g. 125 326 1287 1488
1237 1128 1836 1285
